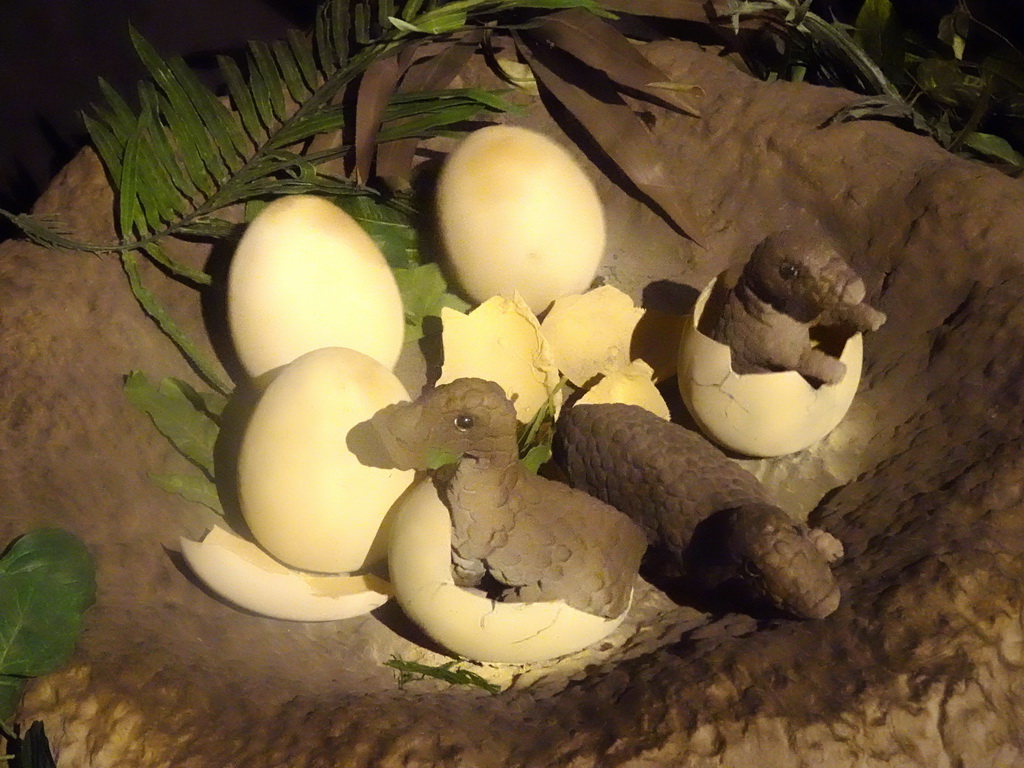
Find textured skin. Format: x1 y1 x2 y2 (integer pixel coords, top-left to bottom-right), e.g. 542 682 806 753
371 378 647 618
710 230 887 383
555 403 842 619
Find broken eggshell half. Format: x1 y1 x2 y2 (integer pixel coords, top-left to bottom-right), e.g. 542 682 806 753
388 478 628 664
677 275 863 458
180 525 392 621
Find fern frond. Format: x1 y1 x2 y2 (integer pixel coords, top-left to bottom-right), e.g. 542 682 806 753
8 0 598 274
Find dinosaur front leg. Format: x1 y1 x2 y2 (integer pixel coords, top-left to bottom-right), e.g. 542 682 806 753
795 346 847 385
824 302 887 333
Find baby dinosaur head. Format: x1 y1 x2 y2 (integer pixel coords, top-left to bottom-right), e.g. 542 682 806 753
370 378 519 471
742 231 867 323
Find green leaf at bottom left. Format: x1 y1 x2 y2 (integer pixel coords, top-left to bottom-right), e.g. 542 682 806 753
0 529 96 681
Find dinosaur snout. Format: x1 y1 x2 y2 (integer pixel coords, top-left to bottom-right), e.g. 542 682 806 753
368 401 427 470
841 276 866 305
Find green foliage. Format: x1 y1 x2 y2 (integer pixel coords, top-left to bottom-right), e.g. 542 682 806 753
384 654 500 693
123 371 224 514
729 0 1024 173
0 530 96 724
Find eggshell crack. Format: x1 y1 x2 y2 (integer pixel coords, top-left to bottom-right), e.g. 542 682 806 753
388 478 627 663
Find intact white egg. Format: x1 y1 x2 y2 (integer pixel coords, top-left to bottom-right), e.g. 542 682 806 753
238 346 414 573
228 195 405 377
388 478 627 664
677 276 862 457
180 526 391 621
435 125 605 314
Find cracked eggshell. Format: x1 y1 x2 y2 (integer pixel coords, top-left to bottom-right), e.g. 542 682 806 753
437 293 561 423
180 526 391 621
677 276 862 458
576 360 670 420
388 478 626 664
228 195 404 377
238 346 414 573
540 285 646 387
436 125 605 314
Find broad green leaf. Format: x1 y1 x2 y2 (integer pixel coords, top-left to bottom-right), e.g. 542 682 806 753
0 529 96 679
149 473 224 514
335 195 420 268
961 132 1024 168
520 443 552 474
854 0 905 83
124 371 221 477
393 263 471 342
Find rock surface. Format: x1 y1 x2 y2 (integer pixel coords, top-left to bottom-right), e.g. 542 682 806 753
2 39 1024 767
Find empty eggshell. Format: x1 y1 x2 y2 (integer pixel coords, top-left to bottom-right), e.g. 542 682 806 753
238 346 414 573
540 285 646 387
435 125 606 314
180 526 391 621
388 478 627 664
576 360 670 420
677 276 863 457
437 293 561 423
228 195 405 377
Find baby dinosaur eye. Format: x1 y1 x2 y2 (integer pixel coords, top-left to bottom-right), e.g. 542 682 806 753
454 413 474 431
778 262 800 280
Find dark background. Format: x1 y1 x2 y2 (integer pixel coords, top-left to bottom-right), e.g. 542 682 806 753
0 0 316 220
0 0 1020 222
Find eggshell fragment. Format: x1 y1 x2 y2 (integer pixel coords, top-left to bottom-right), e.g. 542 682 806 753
540 285 646 387
576 360 670 420
437 293 561 423
436 125 606 314
180 526 391 621
228 195 405 377
677 277 863 457
388 478 627 664
238 346 414 573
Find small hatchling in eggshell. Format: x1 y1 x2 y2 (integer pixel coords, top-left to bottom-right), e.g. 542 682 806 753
710 229 887 385
370 378 647 620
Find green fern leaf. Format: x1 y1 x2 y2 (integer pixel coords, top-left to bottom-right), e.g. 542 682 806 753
218 55 267 144
273 39 313 103
250 41 289 122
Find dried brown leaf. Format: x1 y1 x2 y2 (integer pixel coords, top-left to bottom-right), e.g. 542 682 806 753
377 30 484 184
355 49 409 184
529 9 702 116
517 35 705 244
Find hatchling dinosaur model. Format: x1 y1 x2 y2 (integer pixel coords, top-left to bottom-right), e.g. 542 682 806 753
370 377 647 619
710 230 887 384
555 403 844 619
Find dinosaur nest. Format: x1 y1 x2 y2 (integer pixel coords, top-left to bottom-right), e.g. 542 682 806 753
3 40 1024 767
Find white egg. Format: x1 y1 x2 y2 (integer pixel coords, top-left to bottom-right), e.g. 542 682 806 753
677 276 863 457
180 526 391 621
436 125 605 314
238 346 414 573
228 195 405 377
388 478 627 664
